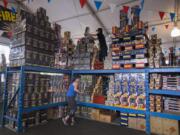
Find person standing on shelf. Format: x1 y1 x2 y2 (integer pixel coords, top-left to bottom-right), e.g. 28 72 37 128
62 76 82 126
96 28 108 62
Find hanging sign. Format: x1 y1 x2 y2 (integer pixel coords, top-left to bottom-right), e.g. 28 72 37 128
0 5 17 31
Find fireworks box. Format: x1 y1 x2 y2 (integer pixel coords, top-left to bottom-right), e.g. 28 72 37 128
10 8 56 67
162 75 180 90
164 97 180 113
128 113 137 129
120 113 128 126
149 74 162 89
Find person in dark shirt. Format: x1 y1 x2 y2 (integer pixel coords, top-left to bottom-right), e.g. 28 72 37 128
96 28 108 62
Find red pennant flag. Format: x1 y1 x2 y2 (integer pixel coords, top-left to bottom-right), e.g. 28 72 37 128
79 0 87 8
123 6 129 13
3 0 8 8
159 11 165 20
165 24 169 29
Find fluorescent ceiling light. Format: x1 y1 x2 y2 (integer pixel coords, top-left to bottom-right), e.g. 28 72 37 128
171 26 180 37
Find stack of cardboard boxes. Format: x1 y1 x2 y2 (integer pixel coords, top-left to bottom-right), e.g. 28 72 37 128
10 8 56 67
151 117 179 135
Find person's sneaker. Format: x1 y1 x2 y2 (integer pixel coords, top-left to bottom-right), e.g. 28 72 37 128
70 121 75 126
70 118 75 126
62 117 68 126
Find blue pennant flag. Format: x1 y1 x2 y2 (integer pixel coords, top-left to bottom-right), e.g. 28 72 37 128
135 8 141 16
170 13 176 22
11 6 16 13
94 0 102 10
152 26 156 32
48 0 51 3
140 0 144 10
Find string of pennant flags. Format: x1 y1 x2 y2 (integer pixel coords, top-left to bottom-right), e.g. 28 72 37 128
2 0 177 32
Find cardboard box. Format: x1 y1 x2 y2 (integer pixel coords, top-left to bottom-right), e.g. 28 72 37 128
99 113 115 123
128 117 137 129
162 119 179 135
99 111 116 123
91 109 100 121
151 117 179 135
137 118 146 131
150 117 163 135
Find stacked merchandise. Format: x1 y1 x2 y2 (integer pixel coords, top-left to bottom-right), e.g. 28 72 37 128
150 94 180 114
105 73 146 110
76 107 92 118
0 54 6 71
113 112 146 132
105 76 116 106
6 72 70 130
164 97 180 114
162 75 180 90
150 73 180 90
128 113 146 131
111 5 148 69
77 75 93 103
48 75 69 103
48 106 68 120
10 8 56 67
104 48 112 69
91 76 105 104
23 73 50 108
150 95 163 112
72 36 94 70
148 34 165 68
149 74 162 90
55 31 75 69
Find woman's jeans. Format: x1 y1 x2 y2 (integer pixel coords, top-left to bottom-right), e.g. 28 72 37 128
67 96 77 118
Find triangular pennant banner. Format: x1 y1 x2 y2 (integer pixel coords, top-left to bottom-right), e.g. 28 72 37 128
109 3 116 13
135 8 141 16
79 0 87 8
11 6 16 13
94 0 103 10
123 6 129 13
165 24 169 29
170 13 176 22
159 11 165 20
48 0 51 3
3 0 8 8
152 26 156 32
140 0 144 10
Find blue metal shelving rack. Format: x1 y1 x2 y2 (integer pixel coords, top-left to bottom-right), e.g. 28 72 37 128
2 67 180 134
148 67 180 130
72 68 150 134
0 71 5 127
2 66 71 132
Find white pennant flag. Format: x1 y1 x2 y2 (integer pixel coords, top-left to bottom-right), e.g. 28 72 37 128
109 3 116 13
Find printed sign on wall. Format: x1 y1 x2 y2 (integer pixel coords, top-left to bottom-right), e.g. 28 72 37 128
0 5 17 31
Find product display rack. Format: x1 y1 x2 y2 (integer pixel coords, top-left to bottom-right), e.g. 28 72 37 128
0 71 5 127
2 65 71 132
72 68 150 134
148 67 180 130
2 67 180 134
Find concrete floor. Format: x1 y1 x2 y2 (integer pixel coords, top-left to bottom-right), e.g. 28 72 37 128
0 118 148 135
